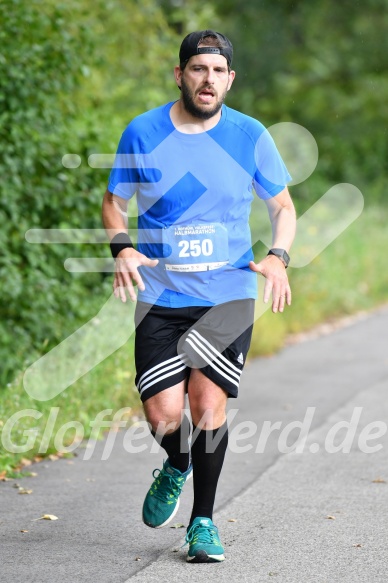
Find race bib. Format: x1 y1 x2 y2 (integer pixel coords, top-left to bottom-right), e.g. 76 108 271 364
163 223 229 272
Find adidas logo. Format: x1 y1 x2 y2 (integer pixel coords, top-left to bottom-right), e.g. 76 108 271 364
237 353 244 365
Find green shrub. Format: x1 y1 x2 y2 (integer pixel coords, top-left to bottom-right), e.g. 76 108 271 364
0 0 109 383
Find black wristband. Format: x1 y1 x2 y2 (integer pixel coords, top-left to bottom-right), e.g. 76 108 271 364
109 233 134 259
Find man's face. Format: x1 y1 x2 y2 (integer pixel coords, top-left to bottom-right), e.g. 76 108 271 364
175 53 235 120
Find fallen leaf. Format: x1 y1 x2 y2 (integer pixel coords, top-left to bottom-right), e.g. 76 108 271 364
13 483 21 489
0 470 7 479
20 458 32 467
33 514 59 521
1 477 12 482
48 454 59 461
18 488 33 495
325 515 336 520
33 456 43 463
20 530 29 533
372 478 386 484
170 523 185 529
135 557 141 561
228 518 237 522
42 514 58 520
30 472 38 478
353 543 362 548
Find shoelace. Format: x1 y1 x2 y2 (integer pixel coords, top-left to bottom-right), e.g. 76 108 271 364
185 523 220 547
149 467 184 502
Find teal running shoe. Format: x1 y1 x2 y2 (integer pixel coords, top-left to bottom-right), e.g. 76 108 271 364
142 459 192 528
185 517 225 563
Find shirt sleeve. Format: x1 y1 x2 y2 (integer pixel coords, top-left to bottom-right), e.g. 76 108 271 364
253 128 292 200
107 125 142 201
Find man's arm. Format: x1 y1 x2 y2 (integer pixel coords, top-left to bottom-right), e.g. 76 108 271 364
249 187 296 313
102 189 158 302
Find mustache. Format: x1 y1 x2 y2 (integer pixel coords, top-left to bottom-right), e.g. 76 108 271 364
197 86 216 96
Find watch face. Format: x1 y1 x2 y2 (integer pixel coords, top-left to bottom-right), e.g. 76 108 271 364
281 250 290 264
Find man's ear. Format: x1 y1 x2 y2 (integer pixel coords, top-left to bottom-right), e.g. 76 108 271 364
227 69 236 91
174 65 182 90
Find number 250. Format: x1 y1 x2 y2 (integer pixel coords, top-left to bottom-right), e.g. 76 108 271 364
178 239 213 258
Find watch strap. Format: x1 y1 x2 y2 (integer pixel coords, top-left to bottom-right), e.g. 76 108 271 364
267 248 290 268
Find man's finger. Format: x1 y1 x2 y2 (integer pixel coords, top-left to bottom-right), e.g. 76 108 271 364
128 269 145 292
116 281 127 303
278 294 286 313
249 260 263 274
263 278 273 304
117 273 130 303
142 258 159 268
270 279 283 313
126 282 137 302
116 270 135 302
118 270 137 301
286 284 292 306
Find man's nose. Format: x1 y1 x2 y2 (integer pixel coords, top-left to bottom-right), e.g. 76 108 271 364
204 68 215 84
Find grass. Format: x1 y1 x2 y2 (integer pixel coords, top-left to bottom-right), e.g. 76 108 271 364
1 203 387 474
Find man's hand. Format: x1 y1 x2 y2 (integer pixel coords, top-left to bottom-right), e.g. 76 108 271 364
113 247 159 303
249 255 291 313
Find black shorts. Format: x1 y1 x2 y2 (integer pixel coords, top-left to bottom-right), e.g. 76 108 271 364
134 299 255 402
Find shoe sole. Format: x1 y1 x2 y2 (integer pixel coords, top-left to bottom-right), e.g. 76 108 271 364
187 550 225 563
143 469 193 529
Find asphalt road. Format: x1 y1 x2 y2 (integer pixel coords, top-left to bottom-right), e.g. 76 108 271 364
1 306 388 583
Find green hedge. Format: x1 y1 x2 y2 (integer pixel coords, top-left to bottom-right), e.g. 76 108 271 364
0 1 109 383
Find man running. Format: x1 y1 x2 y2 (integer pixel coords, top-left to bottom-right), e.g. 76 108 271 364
102 29 296 563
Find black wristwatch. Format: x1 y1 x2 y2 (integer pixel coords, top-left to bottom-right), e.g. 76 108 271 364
267 248 290 268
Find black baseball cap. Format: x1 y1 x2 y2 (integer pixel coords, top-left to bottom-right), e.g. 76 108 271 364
179 30 233 67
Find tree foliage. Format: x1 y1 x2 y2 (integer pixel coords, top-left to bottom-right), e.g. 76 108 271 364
0 0 107 382
214 0 388 205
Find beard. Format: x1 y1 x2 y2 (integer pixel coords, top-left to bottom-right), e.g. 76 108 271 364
180 77 228 120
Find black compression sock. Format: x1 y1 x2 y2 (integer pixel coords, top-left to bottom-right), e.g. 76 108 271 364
151 414 191 473
189 421 228 524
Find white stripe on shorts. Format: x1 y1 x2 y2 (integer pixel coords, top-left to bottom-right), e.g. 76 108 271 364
138 356 187 396
184 337 240 389
186 330 242 380
138 355 183 388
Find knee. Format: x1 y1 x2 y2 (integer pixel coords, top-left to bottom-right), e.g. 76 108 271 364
189 394 227 429
143 395 183 434
146 411 182 434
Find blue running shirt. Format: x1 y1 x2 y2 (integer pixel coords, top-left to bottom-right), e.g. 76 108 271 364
108 102 291 307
